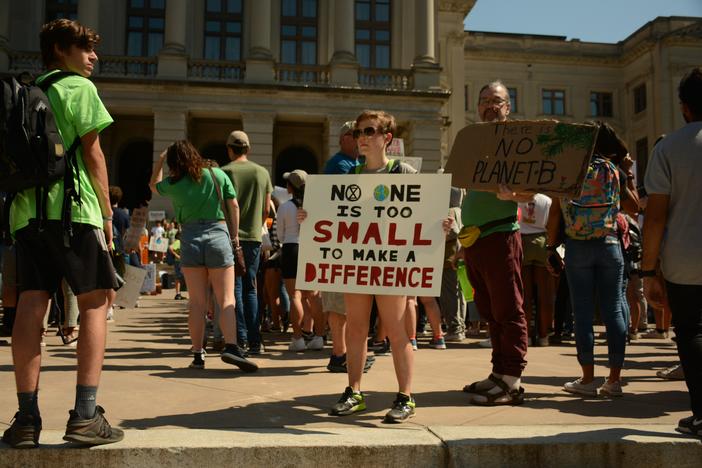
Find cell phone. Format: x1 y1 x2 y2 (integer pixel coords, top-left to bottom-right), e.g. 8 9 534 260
547 251 563 274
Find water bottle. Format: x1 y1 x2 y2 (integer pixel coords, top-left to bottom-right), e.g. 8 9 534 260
456 259 474 302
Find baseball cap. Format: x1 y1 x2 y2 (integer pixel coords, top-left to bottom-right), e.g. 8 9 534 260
283 169 307 189
339 121 355 135
226 130 250 147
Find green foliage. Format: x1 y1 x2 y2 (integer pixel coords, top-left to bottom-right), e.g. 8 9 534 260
537 123 596 158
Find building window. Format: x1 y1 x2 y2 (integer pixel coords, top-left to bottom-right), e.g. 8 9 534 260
508 87 518 113
634 83 647 114
204 0 243 61
126 0 165 57
542 89 565 115
355 0 391 69
635 137 649 181
280 0 318 65
590 92 613 117
45 0 78 22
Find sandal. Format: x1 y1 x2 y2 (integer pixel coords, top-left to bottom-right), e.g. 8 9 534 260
470 378 525 406
58 328 79 345
462 373 502 394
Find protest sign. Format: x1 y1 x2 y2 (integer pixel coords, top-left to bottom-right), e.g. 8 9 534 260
386 138 405 157
114 265 148 309
397 156 422 172
123 206 148 252
148 210 166 221
141 263 157 293
444 120 598 198
148 236 168 253
297 174 450 296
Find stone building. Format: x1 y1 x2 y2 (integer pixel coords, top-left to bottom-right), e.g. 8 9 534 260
0 1 700 210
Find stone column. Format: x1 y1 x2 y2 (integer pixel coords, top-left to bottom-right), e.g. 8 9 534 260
329 0 358 86
0 0 9 72
158 0 187 79
241 112 275 172
77 0 99 29
409 118 442 173
150 108 188 214
412 0 439 89
245 0 274 83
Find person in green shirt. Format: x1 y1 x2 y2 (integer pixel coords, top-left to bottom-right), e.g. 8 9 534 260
3 19 122 449
151 140 258 375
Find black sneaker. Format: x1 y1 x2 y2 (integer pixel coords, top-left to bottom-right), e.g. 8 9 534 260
189 351 205 369
2 412 41 449
221 344 258 372
676 415 702 437
384 393 416 423
63 406 124 446
247 342 264 355
370 339 391 356
174 293 184 300
329 387 366 416
326 354 347 373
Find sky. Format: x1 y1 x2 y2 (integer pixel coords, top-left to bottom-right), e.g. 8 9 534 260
464 0 702 43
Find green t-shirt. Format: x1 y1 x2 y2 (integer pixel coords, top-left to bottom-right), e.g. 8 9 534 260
461 190 519 238
157 167 236 224
9 70 113 234
221 160 272 241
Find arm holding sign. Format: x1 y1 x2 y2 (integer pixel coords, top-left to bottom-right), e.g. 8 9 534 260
496 184 535 203
545 197 564 276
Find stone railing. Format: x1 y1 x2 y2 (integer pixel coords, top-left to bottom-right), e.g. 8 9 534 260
275 64 330 85
98 55 158 77
358 68 413 90
188 59 245 81
7 51 43 75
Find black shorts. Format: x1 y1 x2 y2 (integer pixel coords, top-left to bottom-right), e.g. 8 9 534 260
281 243 299 279
15 221 119 295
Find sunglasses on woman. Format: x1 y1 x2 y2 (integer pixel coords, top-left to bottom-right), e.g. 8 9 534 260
352 126 384 139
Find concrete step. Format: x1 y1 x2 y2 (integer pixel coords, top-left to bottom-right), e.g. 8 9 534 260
1 425 700 468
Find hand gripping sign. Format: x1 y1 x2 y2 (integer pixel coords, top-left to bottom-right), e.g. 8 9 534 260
297 174 450 297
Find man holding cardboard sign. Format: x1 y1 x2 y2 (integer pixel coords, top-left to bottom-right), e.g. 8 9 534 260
449 81 533 406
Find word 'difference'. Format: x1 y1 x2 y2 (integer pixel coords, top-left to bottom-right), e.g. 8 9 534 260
305 263 434 288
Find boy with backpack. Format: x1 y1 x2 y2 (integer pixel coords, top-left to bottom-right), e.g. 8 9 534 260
1 19 122 448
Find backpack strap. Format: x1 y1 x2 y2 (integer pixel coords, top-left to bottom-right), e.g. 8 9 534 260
36 71 78 92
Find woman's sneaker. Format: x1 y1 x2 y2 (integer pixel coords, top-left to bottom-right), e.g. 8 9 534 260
288 337 306 351
384 393 416 423
656 364 685 380
598 380 623 397
2 412 42 449
676 415 702 437
63 406 124 446
189 350 205 369
431 337 447 349
221 344 259 372
410 338 418 351
329 387 366 416
306 335 324 350
563 378 599 397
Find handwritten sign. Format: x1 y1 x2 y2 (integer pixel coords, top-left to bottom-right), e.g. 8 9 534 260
148 236 168 253
114 265 148 309
444 120 598 197
123 207 148 252
297 174 450 296
386 138 405 157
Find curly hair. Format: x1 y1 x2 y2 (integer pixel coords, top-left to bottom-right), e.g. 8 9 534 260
40 19 100 68
166 140 205 183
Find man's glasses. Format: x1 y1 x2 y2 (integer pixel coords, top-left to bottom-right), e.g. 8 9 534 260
478 98 508 107
352 126 383 139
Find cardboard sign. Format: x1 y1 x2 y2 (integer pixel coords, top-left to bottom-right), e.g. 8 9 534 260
148 236 168 253
397 156 422 172
123 207 148 252
141 263 157 293
148 210 166 221
444 120 598 198
114 265 148 309
386 138 405 157
297 174 450 296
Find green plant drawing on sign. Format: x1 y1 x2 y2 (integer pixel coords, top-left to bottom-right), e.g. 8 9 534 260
536 123 595 158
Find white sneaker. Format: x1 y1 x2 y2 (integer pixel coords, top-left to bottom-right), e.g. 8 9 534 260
599 380 623 397
641 329 668 339
657 364 685 380
563 378 599 396
306 335 324 350
288 337 306 351
478 338 492 348
106 307 115 323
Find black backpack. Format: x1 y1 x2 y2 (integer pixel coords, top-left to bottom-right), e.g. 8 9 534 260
0 72 82 241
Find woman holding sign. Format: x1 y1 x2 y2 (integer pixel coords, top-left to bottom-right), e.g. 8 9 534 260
150 141 258 374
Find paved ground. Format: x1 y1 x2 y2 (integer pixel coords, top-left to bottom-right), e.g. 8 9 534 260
0 294 691 434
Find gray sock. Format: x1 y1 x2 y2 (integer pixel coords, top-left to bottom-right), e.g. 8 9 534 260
17 391 39 417
74 385 98 419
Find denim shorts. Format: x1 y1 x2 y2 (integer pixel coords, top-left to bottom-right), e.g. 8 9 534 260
180 221 234 268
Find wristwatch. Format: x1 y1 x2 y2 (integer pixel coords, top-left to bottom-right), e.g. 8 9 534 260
638 269 657 278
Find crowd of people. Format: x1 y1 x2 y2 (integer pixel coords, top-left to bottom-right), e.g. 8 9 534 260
1 18 701 448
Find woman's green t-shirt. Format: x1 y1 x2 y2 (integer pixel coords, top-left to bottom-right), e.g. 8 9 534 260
157 167 236 224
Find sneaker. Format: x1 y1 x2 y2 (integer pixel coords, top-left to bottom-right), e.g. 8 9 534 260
598 380 623 397
371 339 391 356
221 344 259 372
106 308 115 323
302 330 314 342
563 378 599 397
628 331 639 341
431 337 447 349
363 355 375 372
327 354 347 373
174 293 184 300
63 406 124 446
306 335 324 350
247 342 264 355
641 329 668 339
384 393 416 423
410 338 418 351
189 350 205 369
329 387 366 416
2 412 42 449
478 338 492 348
288 337 306 351
676 415 702 437
444 332 465 342
657 364 685 380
